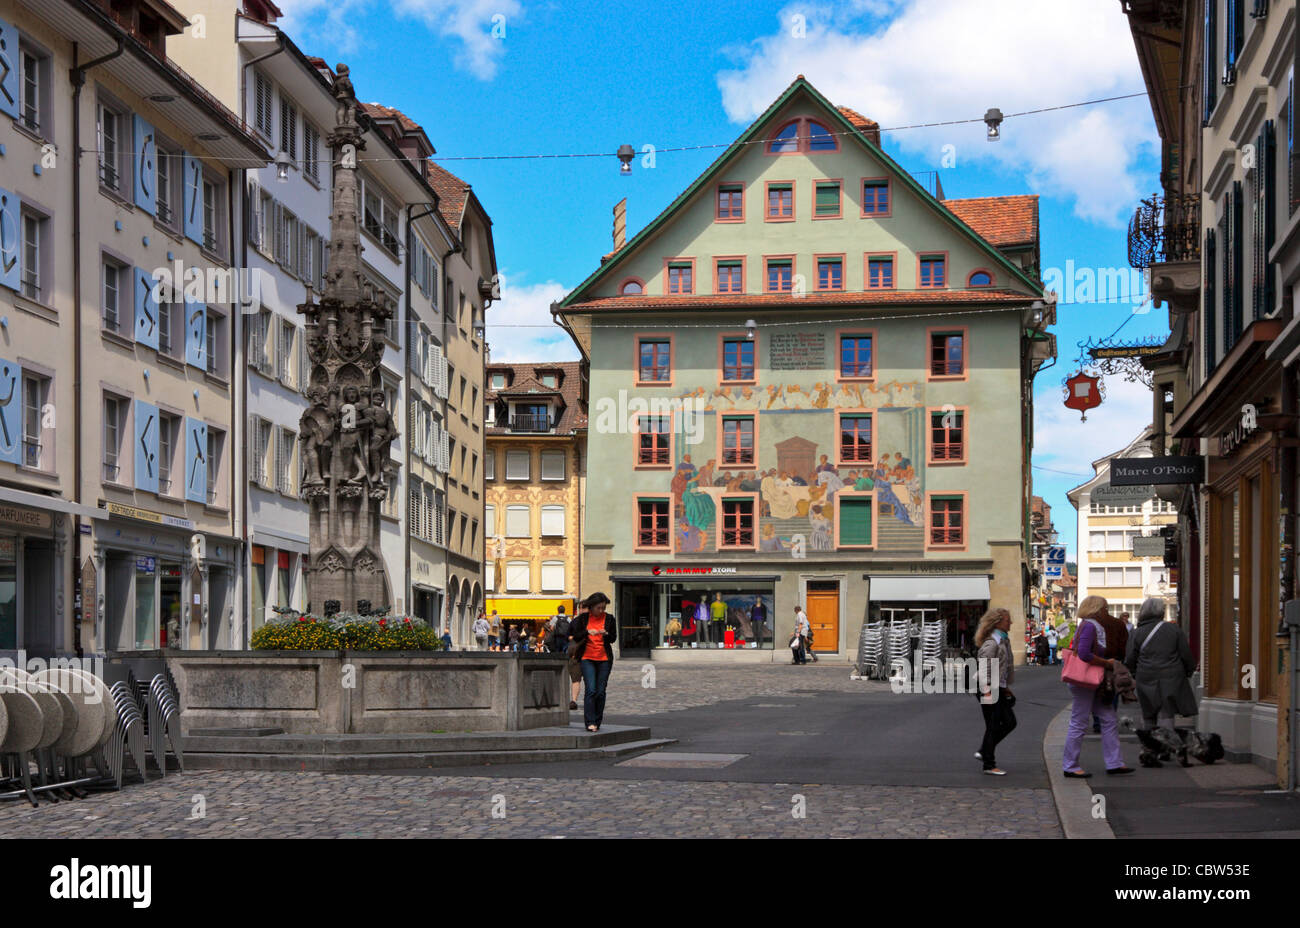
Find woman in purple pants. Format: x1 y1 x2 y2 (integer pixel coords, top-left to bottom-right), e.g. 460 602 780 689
1061 596 1133 778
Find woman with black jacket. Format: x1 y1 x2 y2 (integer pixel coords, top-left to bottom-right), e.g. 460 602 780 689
570 592 617 732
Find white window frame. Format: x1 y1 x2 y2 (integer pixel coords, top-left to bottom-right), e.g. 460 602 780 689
540 561 565 593
540 505 565 537
505 561 530 592
540 450 566 481
505 505 530 538
505 450 530 481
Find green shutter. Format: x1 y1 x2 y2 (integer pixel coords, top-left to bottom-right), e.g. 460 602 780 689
840 498 872 546
815 182 839 215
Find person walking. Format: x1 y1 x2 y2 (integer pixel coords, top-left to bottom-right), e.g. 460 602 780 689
441 626 454 651
571 592 617 732
793 605 811 664
1061 596 1132 778
1124 597 1197 762
472 612 490 650
1045 623 1058 665
1034 629 1049 667
550 606 570 654
489 610 502 649
508 623 521 651
973 606 1016 775
1093 603 1131 732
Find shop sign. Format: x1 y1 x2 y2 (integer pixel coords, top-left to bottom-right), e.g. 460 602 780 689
1044 546 1065 579
81 557 97 630
0 503 51 531
651 566 737 575
1131 536 1165 557
105 501 195 531
1108 456 1204 486
1219 410 1259 458
136 556 156 574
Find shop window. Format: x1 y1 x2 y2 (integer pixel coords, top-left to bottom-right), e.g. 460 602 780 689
838 413 872 464
637 499 670 549
637 415 670 466
720 498 755 548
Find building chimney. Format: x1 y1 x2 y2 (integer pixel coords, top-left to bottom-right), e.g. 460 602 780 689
612 198 627 252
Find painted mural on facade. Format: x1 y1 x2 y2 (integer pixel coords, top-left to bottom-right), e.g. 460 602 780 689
665 379 929 555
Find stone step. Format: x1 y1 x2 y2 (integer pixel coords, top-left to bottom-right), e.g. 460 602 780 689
181 724 653 756
182 737 678 772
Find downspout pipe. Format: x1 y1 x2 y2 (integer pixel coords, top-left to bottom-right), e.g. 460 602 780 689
70 36 125 657
403 202 439 623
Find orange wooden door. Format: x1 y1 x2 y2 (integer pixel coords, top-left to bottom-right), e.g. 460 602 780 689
806 588 839 652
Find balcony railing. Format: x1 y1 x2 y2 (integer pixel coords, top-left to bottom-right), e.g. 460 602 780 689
1128 193 1200 269
508 413 552 432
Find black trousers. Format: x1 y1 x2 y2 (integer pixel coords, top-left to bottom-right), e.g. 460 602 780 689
978 697 1017 770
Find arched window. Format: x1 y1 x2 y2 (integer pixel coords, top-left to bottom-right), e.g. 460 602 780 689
807 121 836 150
967 270 993 287
620 278 644 295
768 122 800 153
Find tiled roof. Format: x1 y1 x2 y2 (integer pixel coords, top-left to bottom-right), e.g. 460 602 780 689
486 361 587 434
424 161 471 231
836 105 879 132
568 289 1032 313
941 195 1039 248
360 101 422 134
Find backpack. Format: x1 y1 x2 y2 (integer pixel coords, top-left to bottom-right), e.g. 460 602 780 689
553 616 571 639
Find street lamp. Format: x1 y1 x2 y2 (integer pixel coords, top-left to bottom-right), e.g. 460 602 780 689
983 107 1004 142
617 144 635 175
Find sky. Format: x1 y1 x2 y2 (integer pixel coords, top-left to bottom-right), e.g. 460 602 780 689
277 0 1171 558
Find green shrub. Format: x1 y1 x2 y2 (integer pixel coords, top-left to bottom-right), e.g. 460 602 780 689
251 613 443 651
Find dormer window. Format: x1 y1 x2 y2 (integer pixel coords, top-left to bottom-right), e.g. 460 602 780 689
767 118 839 154
540 373 558 388
490 373 506 390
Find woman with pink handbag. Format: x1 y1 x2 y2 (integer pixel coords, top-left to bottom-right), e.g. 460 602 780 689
1061 596 1133 778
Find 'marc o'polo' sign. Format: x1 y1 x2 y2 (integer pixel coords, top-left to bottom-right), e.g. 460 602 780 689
1109 456 1204 487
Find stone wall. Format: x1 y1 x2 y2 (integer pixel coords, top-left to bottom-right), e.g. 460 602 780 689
107 651 568 733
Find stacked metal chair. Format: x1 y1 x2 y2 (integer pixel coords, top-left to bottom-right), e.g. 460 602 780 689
857 619 885 679
920 617 944 673
146 674 184 775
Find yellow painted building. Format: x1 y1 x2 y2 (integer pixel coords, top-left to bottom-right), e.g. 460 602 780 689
483 361 586 637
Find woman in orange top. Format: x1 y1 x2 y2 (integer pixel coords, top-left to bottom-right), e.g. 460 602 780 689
569 592 617 732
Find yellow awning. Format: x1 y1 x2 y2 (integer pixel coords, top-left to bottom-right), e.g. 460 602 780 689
486 597 575 621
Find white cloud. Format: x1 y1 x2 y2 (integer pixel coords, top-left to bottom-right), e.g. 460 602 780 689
1032 374 1153 481
276 0 520 79
486 278 579 362
716 0 1154 224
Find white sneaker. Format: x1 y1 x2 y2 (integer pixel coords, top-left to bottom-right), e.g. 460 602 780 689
974 751 983 760
983 768 1007 776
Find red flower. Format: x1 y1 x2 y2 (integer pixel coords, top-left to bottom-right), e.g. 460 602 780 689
299 616 307 623
404 618 411 625
379 619 387 627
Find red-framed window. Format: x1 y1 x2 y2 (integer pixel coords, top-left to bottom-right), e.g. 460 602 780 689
817 257 844 291
722 339 755 381
722 416 754 466
720 498 755 547
637 499 670 548
839 414 872 463
639 339 671 382
638 415 671 465
716 260 744 293
717 184 744 221
930 331 965 377
766 183 793 219
766 258 793 293
862 179 890 215
840 335 873 378
967 270 993 287
866 255 894 289
919 253 946 288
768 118 838 154
930 496 964 546
667 262 694 294
930 410 965 462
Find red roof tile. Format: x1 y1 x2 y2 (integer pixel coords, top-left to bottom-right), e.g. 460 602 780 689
486 361 587 434
424 161 471 231
836 105 879 132
941 195 1038 248
569 289 1032 313
360 101 422 134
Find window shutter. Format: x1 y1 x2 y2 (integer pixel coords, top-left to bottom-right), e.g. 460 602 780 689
1205 228 1217 375
1263 119 1276 317
299 328 309 394
247 181 261 247
247 414 258 484
1203 0 1217 124
839 498 872 546
273 428 283 492
440 428 449 473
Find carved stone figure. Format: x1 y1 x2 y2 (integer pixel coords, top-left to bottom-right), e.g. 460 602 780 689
364 389 397 484
299 387 335 487
337 385 369 483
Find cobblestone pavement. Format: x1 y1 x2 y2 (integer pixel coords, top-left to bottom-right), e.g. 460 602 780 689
604 662 891 716
0 771 1060 838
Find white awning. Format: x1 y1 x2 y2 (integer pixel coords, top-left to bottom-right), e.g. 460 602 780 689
868 576 991 602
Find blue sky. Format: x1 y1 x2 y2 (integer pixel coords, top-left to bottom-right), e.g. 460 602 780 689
280 0 1171 558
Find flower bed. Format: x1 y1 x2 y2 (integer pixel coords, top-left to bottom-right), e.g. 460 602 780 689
251 612 443 651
